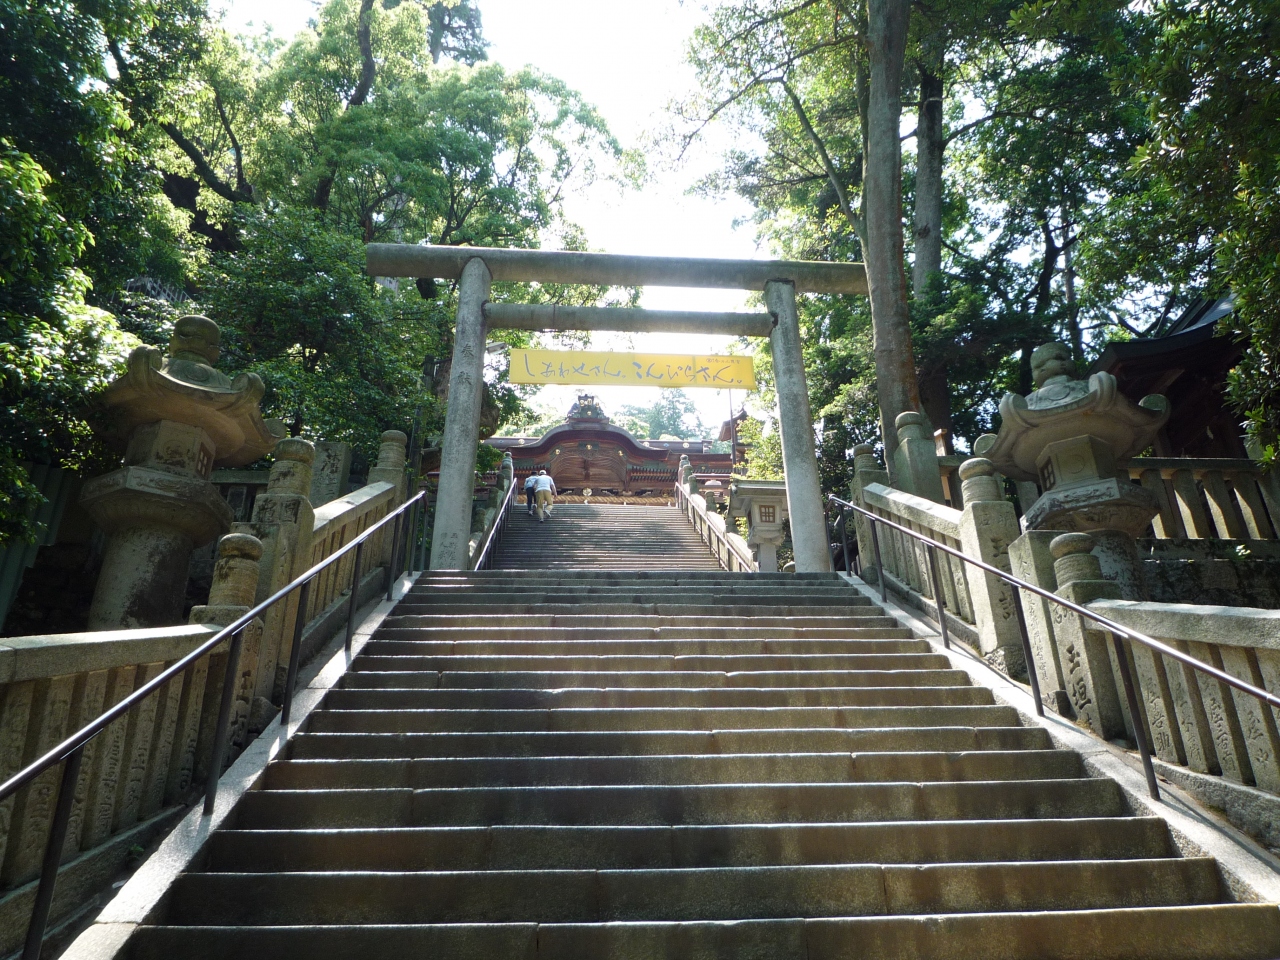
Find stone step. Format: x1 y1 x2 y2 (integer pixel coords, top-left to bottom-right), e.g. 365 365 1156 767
365 634 921 653
288 726 1052 760
338 668 976 690
233 779 1127 829
371 627 916 645
350 653 952 673
124 905 1280 960
390 604 881 617
205 817 1176 872
162 858 1222 925
261 750 1084 789
401 593 869 607
303 704 1022 734
407 582 859 594
322 685 993 710
384 613 893 628
413 571 842 582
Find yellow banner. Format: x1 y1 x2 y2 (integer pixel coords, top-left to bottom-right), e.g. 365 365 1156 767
509 350 756 389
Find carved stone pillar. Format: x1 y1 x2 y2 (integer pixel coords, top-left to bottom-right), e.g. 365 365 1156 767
893 411 946 503
956 458 1026 678
80 316 283 629
1049 532 1128 739
189 532 264 781
231 437 315 716
849 443 890 585
367 430 409 503
368 430 409 566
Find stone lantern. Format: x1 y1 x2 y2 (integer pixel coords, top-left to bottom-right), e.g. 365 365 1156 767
978 342 1169 598
80 316 285 629
728 479 789 572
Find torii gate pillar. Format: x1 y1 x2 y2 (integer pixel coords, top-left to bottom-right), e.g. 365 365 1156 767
766 279 833 573
429 257 491 570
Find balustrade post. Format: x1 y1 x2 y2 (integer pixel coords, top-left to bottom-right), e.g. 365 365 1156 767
850 444 889 587
956 458 1027 678
1049 533 1129 740
190 534 264 788
233 437 316 720
892 411 946 503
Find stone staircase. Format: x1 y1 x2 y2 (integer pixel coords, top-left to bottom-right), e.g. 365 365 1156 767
113 570 1280 959
493 503 723 569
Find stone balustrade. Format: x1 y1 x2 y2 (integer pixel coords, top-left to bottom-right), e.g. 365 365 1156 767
468 454 515 569
1085 599 1280 799
0 431 412 950
675 478 755 572
1123 457 1280 541
0 620 221 953
938 455 1280 543
853 452 1026 677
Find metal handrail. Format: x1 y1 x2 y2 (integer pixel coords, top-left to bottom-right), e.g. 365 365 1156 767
2 488 425 960
473 479 517 570
828 493 1280 804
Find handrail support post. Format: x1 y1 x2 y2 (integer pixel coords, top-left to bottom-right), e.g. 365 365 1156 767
280 578 313 729
869 517 887 604
1012 588 1046 717
926 544 951 651
345 541 365 655
1111 632 1162 800
203 625 247 816
386 511 404 601
22 746 83 960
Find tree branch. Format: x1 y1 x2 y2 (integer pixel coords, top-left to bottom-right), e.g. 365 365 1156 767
159 121 256 204
107 36 254 205
315 0 376 210
776 78 864 236
213 88 250 197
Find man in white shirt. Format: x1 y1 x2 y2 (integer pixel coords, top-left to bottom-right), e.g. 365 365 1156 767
533 470 557 521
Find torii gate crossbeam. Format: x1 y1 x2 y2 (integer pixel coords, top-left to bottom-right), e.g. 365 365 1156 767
366 243 869 573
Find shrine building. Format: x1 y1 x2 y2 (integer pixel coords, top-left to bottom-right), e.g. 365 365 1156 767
486 395 738 501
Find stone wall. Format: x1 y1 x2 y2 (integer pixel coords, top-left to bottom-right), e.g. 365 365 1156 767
1142 538 1280 608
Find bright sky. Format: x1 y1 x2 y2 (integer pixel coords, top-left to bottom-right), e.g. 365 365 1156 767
219 0 765 434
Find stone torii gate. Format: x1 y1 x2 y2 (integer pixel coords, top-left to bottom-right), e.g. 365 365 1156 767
365 244 867 573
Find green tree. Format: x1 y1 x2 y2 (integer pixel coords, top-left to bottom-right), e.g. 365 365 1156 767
1133 0 1280 460
0 0 188 542
618 390 708 440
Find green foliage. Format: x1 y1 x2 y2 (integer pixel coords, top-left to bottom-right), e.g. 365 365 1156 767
617 390 708 441
1132 0 1280 460
474 442 503 475
0 0 623 539
200 206 439 461
688 0 1270 488
0 143 139 542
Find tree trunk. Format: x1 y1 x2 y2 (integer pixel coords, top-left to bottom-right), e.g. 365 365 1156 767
912 66 945 295
864 0 920 461
313 0 376 211
1062 225 1082 365
918 365 952 448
